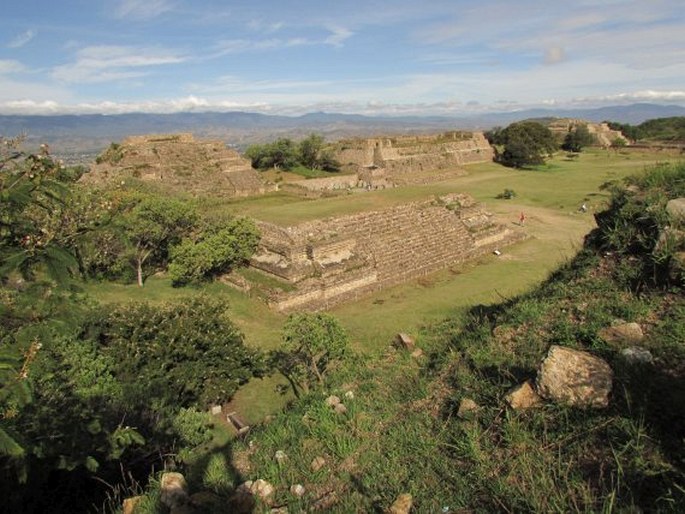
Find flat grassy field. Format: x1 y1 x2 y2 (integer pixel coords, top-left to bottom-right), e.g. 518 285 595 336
84 148 682 423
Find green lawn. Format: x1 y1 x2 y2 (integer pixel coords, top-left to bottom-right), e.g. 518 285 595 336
84 148 682 421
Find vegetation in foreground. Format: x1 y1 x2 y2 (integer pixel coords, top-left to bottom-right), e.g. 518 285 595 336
1 126 684 512
132 162 684 512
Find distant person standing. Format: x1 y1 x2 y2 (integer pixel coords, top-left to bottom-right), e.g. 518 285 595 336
519 211 526 225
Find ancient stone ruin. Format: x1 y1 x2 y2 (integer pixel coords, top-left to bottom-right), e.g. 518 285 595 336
85 133 274 197
280 131 493 196
547 119 628 147
245 193 525 311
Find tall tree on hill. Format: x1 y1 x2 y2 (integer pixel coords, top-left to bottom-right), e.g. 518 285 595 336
498 121 558 168
561 124 595 152
117 194 197 286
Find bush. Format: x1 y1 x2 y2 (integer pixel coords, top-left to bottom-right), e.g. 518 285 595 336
496 188 517 199
169 218 259 286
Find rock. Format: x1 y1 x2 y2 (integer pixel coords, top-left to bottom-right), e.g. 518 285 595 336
344 390 355 400
666 197 685 224
231 482 257 513
275 450 287 463
620 346 654 365
536 345 613 408
457 398 480 418
387 493 413 514
598 321 644 345
411 348 424 358
160 472 190 511
334 403 348 415
311 456 326 472
504 379 542 410
250 479 275 499
122 496 142 514
210 405 222 416
290 484 306 497
395 333 415 351
325 395 341 407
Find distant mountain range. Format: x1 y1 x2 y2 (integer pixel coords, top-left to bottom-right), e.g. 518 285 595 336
2 103 684 156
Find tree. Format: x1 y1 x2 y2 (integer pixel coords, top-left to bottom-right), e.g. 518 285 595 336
498 121 558 168
89 296 264 406
1 137 78 283
168 217 260 286
245 138 299 170
245 134 339 172
271 313 348 397
561 124 595 152
116 194 196 286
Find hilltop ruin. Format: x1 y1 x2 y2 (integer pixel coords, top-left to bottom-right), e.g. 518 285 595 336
547 119 627 147
84 133 274 197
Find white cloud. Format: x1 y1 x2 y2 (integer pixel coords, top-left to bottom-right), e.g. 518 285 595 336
7 30 36 49
325 26 354 47
52 45 186 84
0 60 26 74
115 0 174 20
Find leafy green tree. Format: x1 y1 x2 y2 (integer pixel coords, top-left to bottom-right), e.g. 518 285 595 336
271 313 348 397
116 194 197 286
498 121 558 168
0 137 78 283
245 138 299 170
168 217 259 286
89 296 264 407
561 124 595 152
245 134 339 172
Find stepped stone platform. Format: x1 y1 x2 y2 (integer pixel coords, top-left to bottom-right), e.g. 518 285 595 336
547 119 628 147
280 131 493 196
246 193 526 311
84 133 275 197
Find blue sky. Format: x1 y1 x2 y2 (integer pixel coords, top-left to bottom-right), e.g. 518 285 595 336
1 0 684 115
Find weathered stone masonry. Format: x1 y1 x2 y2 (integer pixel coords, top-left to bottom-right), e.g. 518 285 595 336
248 193 525 311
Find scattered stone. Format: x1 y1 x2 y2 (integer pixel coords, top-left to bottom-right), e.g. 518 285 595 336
122 496 142 514
271 508 288 514
311 456 326 472
395 333 415 351
411 348 424 358
620 346 654 365
290 484 306 497
334 403 348 415
598 321 644 345
275 450 287 464
250 479 275 499
504 379 542 410
387 493 413 514
160 472 190 511
457 398 480 418
666 197 685 223
536 345 613 408
325 395 341 407
344 390 355 400
210 405 222 416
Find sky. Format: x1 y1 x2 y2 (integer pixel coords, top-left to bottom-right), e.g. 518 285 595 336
1 0 685 116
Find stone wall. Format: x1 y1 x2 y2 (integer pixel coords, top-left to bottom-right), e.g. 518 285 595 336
334 131 493 175
249 193 525 311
